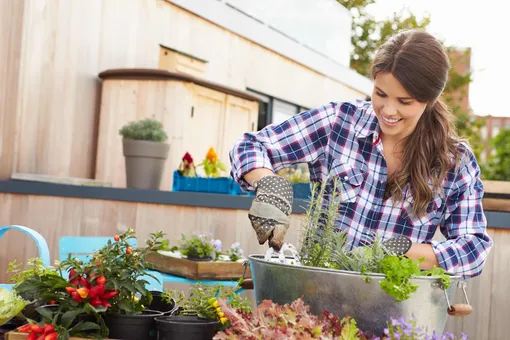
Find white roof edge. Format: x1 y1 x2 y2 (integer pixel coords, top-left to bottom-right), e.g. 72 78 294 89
166 0 373 95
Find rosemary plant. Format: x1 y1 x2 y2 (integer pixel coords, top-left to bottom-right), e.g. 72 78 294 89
298 176 347 269
331 233 388 274
294 174 452 302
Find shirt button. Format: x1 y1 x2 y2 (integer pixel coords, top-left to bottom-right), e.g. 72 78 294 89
344 176 349 181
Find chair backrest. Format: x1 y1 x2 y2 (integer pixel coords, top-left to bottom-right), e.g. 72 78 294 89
0 225 52 291
59 236 137 262
58 236 163 291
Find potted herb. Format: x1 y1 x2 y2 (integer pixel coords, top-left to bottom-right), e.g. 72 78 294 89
295 178 452 302
223 242 244 262
6 258 61 325
57 228 166 340
11 261 110 339
178 232 221 261
177 152 197 178
119 118 170 190
197 147 226 178
213 297 368 339
212 297 469 339
155 282 251 340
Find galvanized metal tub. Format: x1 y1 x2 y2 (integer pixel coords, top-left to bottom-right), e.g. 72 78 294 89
248 254 462 336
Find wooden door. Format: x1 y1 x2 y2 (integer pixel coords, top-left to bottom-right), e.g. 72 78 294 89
182 84 226 176
220 95 258 173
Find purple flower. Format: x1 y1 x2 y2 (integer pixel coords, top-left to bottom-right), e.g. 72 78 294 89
231 242 241 249
212 239 222 252
444 332 455 340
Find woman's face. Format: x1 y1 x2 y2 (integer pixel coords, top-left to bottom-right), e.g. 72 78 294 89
371 72 428 141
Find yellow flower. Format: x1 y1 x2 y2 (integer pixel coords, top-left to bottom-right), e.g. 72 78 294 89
216 307 221 313
212 301 219 308
220 317 228 324
205 147 218 162
217 312 225 318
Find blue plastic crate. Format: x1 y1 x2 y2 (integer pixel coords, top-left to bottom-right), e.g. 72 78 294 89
230 181 255 196
173 170 248 195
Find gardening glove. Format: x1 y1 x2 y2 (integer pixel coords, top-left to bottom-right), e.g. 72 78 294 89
355 234 412 256
381 235 412 255
249 175 293 251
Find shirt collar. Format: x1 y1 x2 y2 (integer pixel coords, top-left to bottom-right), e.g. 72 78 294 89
354 102 380 141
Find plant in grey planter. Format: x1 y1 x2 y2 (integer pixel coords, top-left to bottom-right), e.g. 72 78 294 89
119 118 170 190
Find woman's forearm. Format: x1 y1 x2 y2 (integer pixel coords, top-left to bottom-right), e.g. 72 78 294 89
243 168 275 187
405 243 440 269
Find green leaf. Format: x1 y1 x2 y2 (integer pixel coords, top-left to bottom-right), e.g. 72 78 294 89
82 303 108 316
134 282 148 296
35 306 54 322
61 309 85 329
69 321 101 332
118 299 134 314
121 283 138 295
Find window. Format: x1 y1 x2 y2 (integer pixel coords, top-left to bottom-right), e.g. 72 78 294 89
480 126 488 141
492 120 500 137
246 89 311 178
272 99 299 125
246 88 308 130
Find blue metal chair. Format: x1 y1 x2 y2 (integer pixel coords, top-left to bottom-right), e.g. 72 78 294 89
59 236 164 291
0 225 51 291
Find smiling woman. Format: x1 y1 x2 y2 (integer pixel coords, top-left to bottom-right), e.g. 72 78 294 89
230 29 494 280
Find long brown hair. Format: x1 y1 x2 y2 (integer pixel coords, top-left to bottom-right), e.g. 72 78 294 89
371 29 462 217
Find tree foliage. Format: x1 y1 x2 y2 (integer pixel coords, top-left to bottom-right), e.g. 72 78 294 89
338 0 486 161
482 129 510 181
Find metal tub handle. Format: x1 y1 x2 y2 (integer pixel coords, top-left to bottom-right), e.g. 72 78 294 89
440 281 473 317
240 260 253 290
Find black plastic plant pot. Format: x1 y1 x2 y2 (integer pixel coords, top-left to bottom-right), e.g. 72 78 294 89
10 300 48 326
105 310 164 340
187 254 213 261
148 291 176 315
155 315 220 340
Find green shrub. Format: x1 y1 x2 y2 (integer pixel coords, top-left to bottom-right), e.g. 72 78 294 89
119 118 168 142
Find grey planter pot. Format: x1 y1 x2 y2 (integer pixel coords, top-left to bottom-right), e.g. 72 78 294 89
122 139 170 190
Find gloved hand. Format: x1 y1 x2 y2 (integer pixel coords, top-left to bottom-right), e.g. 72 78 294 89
381 235 412 255
248 175 294 250
355 234 412 256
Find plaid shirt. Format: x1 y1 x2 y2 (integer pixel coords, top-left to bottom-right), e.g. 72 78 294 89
230 99 493 279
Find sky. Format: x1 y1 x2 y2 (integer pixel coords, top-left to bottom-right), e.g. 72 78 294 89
366 0 509 117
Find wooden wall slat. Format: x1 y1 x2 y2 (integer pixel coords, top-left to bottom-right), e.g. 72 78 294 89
0 0 24 180
443 229 495 338
487 229 510 339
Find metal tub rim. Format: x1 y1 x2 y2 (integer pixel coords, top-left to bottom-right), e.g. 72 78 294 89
248 254 462 282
